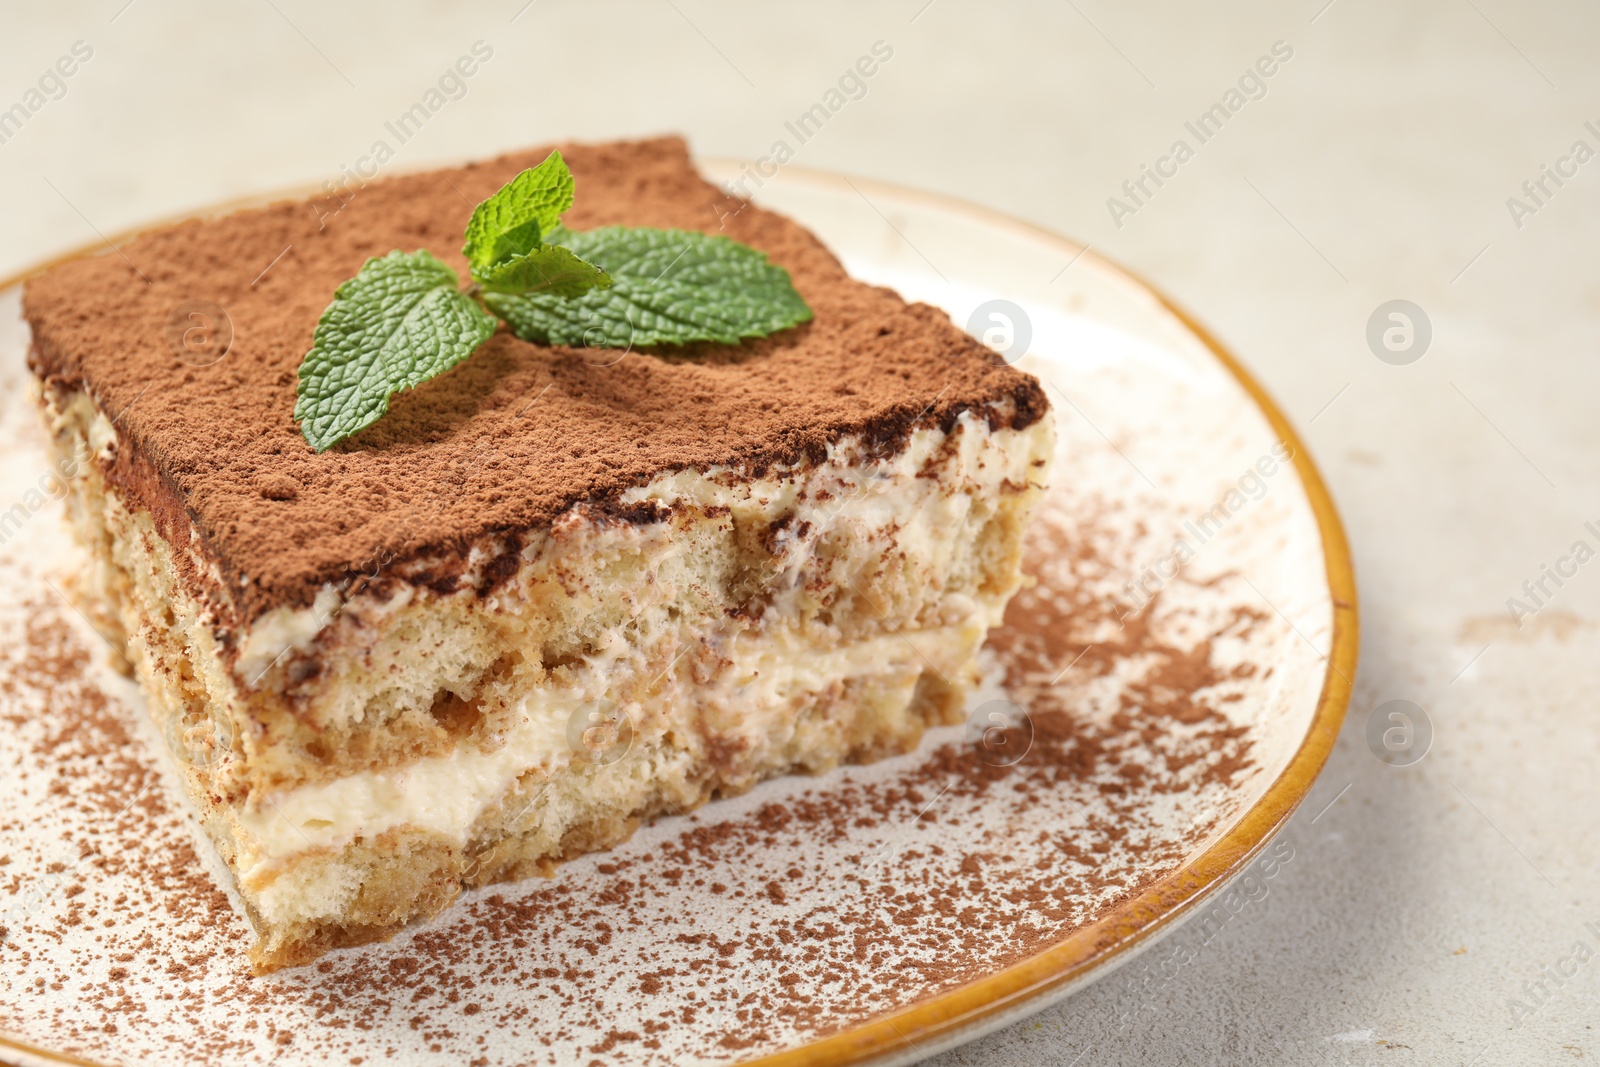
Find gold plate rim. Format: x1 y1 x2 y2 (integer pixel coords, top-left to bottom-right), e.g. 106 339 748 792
0 160 1357 1067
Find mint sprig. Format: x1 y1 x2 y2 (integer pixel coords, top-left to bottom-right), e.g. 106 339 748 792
475 244 610 297
294 251 498 452
462 152 575 273
486 225 814 347
295 151 811 452
462 151 614 298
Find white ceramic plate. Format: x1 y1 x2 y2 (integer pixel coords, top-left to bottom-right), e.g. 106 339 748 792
0 163 1355 1067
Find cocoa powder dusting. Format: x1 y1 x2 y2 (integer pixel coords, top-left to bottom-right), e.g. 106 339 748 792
0 485 1271 1065
22 136 1046 628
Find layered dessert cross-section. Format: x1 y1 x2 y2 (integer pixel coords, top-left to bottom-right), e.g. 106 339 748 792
24 137 1053 971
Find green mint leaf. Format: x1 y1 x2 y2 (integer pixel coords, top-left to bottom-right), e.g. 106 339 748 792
294 250 497 452
475 244 613 298
462 151 575 276
484 226 812 347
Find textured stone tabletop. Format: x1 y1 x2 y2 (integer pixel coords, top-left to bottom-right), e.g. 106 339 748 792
2 2 1596 1063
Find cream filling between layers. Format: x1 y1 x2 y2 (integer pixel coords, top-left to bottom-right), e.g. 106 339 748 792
223 409 1049 888
230 410 1032 688
235 617 981 887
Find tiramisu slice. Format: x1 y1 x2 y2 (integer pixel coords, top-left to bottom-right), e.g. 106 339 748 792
24 137 1053 971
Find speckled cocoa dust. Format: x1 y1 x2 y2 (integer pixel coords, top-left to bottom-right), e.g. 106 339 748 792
0 483 1269 1066
23 137 1046 628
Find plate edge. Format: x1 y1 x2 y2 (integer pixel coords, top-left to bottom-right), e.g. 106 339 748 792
0 160 1359 1067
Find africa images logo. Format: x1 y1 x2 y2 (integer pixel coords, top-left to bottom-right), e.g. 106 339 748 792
0 40 93 147
1106 40 1294 228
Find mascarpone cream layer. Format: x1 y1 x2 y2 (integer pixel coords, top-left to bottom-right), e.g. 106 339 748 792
231 411 1050 882
236 618 982 885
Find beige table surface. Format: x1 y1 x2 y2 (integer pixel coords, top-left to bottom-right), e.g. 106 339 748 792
3 2 1597 1064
